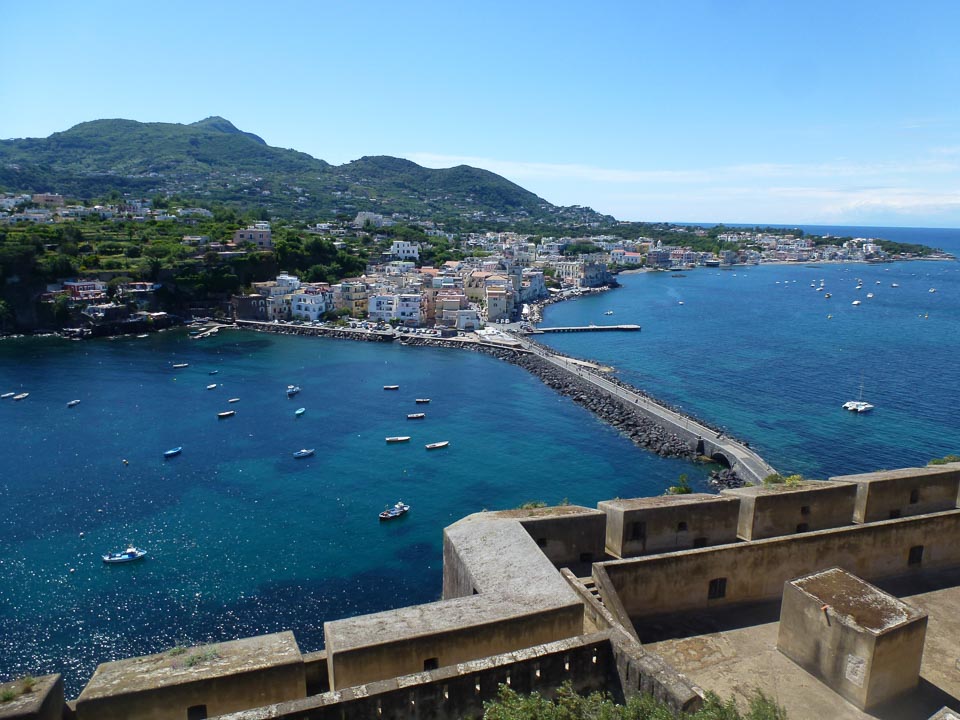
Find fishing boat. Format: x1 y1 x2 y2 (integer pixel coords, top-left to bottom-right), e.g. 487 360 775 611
379 501 410 520
407 413 426 420
415 398 431 404
293 448 315 459
67 399 81 407
228 398 240 403
217 410 236 419
295 407 306 417
425 441 449 450
286 385 301 397
206 383 218 390
0 392 14 399
172 363 189 369
12 393 29 401
386 436 411 443
164 446 182 458
102 546 146 564
383 385 400 390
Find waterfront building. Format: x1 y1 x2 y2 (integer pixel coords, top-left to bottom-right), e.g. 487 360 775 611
331 281 369 318
232 222 272 249
291 284 331 322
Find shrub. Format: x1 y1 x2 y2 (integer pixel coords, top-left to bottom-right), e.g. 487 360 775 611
929 454 960 466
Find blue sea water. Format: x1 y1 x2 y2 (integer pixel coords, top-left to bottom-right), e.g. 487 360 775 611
0 330 701 693
1 225 958 694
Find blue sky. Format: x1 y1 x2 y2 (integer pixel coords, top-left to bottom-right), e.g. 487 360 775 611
3 0 960 227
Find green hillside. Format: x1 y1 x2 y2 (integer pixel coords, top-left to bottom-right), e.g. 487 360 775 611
0 117 612 225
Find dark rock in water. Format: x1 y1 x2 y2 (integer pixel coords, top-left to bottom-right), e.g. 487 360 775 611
709 468 746 491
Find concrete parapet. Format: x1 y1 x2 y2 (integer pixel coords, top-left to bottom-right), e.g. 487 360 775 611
212 631 702 720
0 674 63 720
75 632 305 720
928 708 960 720
722 480 856 540
601 509 960 620
778 567 927 710
832 463 960 523
599 494 740 557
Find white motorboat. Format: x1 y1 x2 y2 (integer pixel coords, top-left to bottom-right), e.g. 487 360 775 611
67 399 81 407
386 436 411 443
103 546 146 564
425 441 449 450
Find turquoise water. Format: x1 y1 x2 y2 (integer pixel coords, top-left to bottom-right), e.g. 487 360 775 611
0 331 701 692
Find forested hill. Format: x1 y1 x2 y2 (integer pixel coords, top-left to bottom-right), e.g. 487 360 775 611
0 117 612 226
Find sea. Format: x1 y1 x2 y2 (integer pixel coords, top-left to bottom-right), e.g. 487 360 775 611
1 224 958 694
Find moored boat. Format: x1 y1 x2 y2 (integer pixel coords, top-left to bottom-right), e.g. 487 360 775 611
0 392 14 399
102 546 146 564
286 385 301 397
386 436 411 443
293 448 315 458
67 399 81 407
172 363 189 369
425 441 449 450
217 410 236 419
383 385 400 390
164 446 182 458
209 370 219 375
415 398 431 404
379 501 410 520
407 413 425 419
13 393 29 401
228 398 240 403
206 383 218 390
295 407 306 417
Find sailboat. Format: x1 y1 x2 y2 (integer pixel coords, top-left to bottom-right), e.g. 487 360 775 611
843 379 874 413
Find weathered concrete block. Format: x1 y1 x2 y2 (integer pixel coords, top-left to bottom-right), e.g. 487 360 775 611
831 464 960 523
777 567 927 710
0 674 63 720
722 480 856 540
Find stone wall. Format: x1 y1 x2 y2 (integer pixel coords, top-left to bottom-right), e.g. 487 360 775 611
601 509 960 620
837 464 960 523
722 481 857 540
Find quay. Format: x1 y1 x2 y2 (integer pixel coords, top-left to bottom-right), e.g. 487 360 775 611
534 324 640 333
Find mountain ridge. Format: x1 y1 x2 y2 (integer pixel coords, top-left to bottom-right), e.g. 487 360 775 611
0 117 612 226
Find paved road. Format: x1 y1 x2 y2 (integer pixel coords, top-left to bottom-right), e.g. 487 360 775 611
510 333 777 485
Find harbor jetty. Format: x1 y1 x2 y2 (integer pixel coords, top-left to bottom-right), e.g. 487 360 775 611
535 324 640 333
233 319 776 485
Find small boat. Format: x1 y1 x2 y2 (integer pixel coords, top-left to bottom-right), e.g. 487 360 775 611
866 293 874 299
295 407 306 417
604 310 614 315
67 399 81 407
293 448 315 459
677 301 684 306
286 385 301 397
209 370 219 375
136 334 149 339
206 383 218 390
386 436 411 443
843 401 874 413
415 398 431 404
172 363 189 369
379 501 410 520
383 385 400 390
407 413 426 420
891 283 899 288
228 398 240 403
12 393 29 401
217 410 236 419
0 392 14 399
102 546 146 564
164 446 182 458
929 288 936 293
425 441 449 450
851 300 861 306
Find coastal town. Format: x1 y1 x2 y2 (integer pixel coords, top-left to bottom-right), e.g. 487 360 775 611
1 191 952 335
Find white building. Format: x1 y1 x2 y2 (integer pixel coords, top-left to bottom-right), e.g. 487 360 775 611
291 285 330 322
390 240 420 261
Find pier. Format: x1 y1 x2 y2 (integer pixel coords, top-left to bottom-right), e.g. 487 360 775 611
509 332 777 485
535 324 640 333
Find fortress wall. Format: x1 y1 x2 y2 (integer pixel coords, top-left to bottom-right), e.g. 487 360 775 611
212 632 701 720
721 481 857 540
441 528 477 599
325 602 583 691
599 494 741 558
518 511 606 566
833 464 960 523
302 651 329 696
600 510 960 620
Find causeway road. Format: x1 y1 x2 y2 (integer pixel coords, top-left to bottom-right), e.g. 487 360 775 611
510 332 778 485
